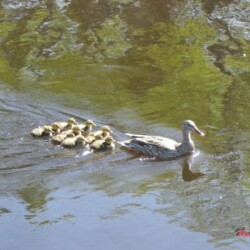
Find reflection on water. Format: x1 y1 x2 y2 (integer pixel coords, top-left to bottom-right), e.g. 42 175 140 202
0 0 250 249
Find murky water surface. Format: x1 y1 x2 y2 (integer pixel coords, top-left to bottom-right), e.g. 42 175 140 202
1 0 250 249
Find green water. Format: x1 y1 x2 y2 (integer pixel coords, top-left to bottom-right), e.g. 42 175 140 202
0 0 250 249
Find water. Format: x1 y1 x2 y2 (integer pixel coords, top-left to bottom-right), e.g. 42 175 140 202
0 0 250 249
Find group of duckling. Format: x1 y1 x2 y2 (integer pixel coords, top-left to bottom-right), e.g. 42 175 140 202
31 117 116 151
31 118 205 161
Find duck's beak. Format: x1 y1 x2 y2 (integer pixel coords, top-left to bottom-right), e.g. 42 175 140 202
194 127 205 136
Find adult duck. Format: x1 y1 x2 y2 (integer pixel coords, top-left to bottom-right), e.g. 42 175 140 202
119 120 204 160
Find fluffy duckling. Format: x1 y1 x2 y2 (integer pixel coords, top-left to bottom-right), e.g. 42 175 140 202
51 123 63 135
71 125 82 136
90 136 116 151
51 124 82 144
41 126 54 137
51 130 73 145
61 135 86 148
31 125 53 137
79 120 96 136
89 134 104 149
31 126 45 137
92 125 112 139
84 133 99 144
54 117 77 132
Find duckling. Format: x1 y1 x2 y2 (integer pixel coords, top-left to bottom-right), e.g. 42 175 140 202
71 125 82 136
61 135 86 148
84 133 99 144
31 126 45 137
89 134 104 149
31 125 53 137
92 125 112 139
90 136 116 151
51 130 72 145
51 123 63 135
54 117 77 132
79 120 96 136
41 126 54 137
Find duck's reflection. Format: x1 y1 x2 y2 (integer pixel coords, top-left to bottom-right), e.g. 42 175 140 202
182 155 204 182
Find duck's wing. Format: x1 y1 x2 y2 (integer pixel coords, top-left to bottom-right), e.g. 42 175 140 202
134 137 180 150
125 133 179 150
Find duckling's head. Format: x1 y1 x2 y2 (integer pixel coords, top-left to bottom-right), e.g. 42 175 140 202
102 125 112 134
183 120 205 136
68 117 77 126
105 136 115 144
72 125 81 134
51 123 62 132
85 120 96 128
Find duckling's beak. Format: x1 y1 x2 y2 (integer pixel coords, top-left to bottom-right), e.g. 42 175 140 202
194 127 205 136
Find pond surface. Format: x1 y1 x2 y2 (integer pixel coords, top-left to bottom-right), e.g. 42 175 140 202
0 0 250 249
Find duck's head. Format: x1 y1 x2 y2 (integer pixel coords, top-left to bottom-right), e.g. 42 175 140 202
105 136 115 144
85 120 96 128
102 125 112 134
68 117 77 126
183 120 205 136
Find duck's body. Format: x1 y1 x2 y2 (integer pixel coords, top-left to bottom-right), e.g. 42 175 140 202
120 120 204 160
61 135 85 148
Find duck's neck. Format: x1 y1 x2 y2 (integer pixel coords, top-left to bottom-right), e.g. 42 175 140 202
181 130 195 153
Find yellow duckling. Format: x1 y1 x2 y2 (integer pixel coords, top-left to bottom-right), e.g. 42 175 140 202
51 125 83 145
71 125 82 136
54 117 77 132
79 120 96 136
90 136 116 151
50 123 63 135
92 125 112 139
42 126 54 137
31 125 53 137
31 126 46 137
61 135 86 148
89 134 104 149
51 130 73 145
